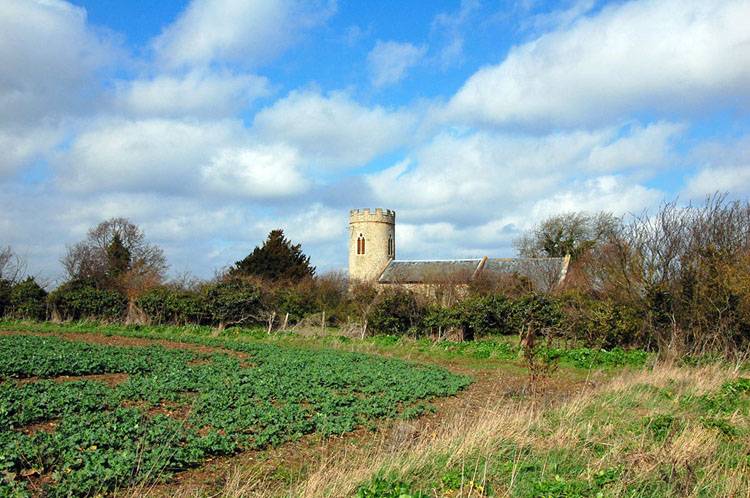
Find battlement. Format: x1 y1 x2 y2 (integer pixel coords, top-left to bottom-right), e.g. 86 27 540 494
349 208 396 224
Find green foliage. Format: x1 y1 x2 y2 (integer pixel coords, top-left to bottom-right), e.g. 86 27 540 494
551 347 649 369
0 333 469 496
561 294 644 349
105 232 131 279
8 278 47 320
136 286 207 324
698 377 750 414
0 279 10 317
645 414 679 442
231 229 315 282
203 279 265 328
368 289 424 335
48 281 127 321
355 476 426 498
273 286 318 324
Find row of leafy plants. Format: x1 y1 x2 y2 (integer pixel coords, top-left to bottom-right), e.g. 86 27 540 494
0 333 470 496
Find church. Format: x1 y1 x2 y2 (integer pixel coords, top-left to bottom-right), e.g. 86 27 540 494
348 208 570 292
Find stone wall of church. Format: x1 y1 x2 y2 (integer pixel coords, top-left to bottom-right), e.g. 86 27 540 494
348 208 395 282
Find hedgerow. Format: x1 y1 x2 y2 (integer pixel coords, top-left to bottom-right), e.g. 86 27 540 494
136 286 207 324
8 277 47 321
48 281 127 322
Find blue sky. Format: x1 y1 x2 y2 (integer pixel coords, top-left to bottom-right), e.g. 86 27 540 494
2 0 749 283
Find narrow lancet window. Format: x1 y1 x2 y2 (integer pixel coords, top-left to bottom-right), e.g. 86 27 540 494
357 234 365 255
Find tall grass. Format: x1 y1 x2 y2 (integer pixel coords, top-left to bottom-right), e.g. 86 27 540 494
211 364 749 497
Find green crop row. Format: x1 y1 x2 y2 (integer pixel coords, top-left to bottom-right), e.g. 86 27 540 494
0 334 470 496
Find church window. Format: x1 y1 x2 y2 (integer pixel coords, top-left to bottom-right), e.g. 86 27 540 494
357 234 365 255
388 236 393 256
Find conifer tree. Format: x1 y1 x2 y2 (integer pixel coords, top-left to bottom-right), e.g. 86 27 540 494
231 229 315 282
106 233 131 279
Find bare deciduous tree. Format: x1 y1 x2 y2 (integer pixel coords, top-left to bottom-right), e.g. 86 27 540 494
0 246 26 284
515 212 619 260
62 218 167 293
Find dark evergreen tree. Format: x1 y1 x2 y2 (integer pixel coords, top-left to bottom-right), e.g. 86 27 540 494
0 279 11 317
106 233 131 279
231 229 315 282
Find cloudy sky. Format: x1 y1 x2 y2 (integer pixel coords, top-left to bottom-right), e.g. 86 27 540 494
2 0 749 283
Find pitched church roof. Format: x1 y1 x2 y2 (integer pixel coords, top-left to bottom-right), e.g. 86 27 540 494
378 259 484 284
378 255 570 291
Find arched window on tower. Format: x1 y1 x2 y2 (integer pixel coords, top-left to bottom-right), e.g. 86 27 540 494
357 234 365 255
388 236 393 256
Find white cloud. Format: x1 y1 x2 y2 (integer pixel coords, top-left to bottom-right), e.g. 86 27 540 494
0 0 116 127
153 0 335 69
367 41 428 88
447 0 750 128
0 127 62 178
55 118 247 193
684 165 750 199
54 117 314 200
367 122 676 228
527 176 662 224
201 145 309 198
368 129 603 222
253 90 416 168
583 121 685 172
682 135 750 198
430 0 480 68
114 70 271 118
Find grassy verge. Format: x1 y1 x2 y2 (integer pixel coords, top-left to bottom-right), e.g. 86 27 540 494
290 365 750 497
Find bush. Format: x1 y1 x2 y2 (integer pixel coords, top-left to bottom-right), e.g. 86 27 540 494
454 294 518 339
0 279 10 317
136 286 207 325
48 281 127 322
368 289 424 336
204 279 265 329
9 277 47 320
422 305 461 338
273 285 318 324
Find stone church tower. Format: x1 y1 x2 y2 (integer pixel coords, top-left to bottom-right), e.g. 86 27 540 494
348 208 395 282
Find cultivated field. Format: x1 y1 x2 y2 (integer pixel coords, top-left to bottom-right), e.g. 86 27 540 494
0 322 748 497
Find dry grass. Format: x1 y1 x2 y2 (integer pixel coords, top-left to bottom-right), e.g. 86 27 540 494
191 363 749 498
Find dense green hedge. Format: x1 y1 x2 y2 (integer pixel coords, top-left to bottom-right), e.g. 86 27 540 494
136 287 207 325
8 278 47 321
0 275 648 349
365 289 645 348
48 281 127 322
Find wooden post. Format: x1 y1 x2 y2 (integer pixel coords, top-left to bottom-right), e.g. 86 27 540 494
321 311 326 333
267 311 276 334
282 312 289 330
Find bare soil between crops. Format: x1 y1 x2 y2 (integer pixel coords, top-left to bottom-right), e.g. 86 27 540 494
1 329 595 497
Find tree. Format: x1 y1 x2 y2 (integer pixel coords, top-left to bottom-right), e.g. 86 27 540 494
231 229 315 282
0 246 26 284
62 217 167 291
9 277 47 320
106 233 131 279
515 212 619 261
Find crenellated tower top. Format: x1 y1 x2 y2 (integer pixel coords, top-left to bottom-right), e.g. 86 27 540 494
348 208 396 224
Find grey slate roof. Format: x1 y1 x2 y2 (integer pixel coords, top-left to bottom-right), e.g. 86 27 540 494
482 257 569 292
378 256 570 290
378 259 483 284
